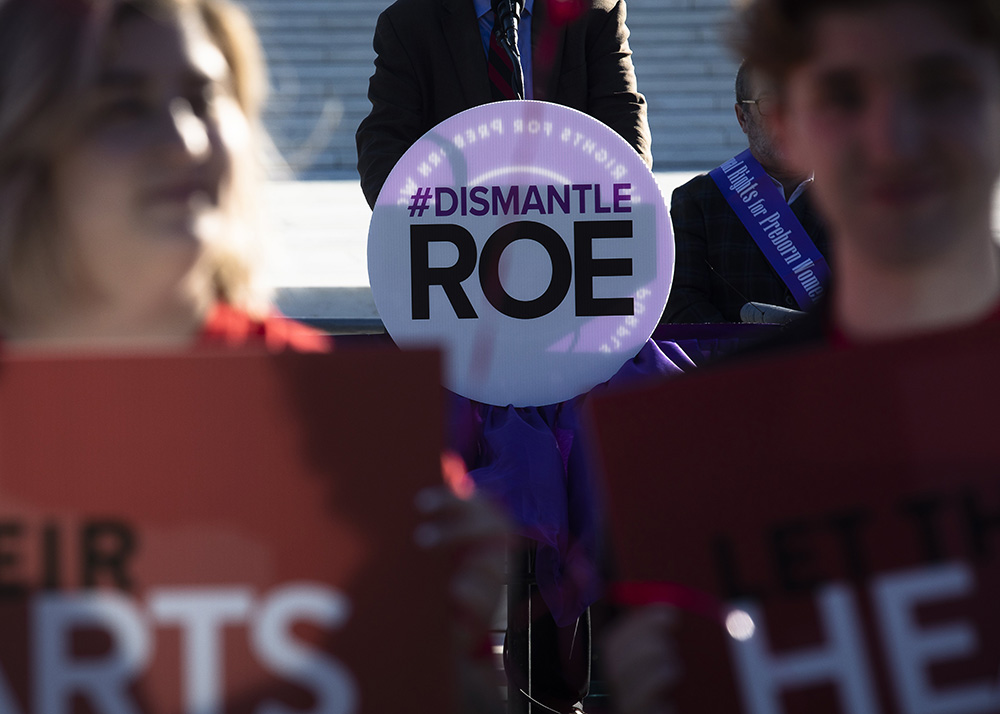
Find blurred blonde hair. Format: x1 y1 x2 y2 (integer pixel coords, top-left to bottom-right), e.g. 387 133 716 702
0 0 272 326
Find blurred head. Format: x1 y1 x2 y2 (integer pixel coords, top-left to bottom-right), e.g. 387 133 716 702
0 0 270 335
733 0 1000 88
732 0 1000 268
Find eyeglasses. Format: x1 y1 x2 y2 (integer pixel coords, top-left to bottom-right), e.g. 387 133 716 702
739 97 776 117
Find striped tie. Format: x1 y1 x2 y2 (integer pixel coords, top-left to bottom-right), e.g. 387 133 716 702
488 19 517 100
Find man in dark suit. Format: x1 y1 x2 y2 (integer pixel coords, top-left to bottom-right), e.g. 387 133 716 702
356 0 652 209
357 3 651 712
661 62 830 324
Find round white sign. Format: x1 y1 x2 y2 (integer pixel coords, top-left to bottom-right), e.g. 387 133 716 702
368 101 672 407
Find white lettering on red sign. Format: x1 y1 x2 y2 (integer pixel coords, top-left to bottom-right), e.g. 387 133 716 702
729 585 878 713
2 584 357 714
873 565 1000 714
728 563 1000 714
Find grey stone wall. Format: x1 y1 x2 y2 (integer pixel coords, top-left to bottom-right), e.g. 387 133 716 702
627 0 744 169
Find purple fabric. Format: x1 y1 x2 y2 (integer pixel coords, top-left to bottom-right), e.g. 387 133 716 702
339 326 775 624
448 339 698 626
652 322 780 365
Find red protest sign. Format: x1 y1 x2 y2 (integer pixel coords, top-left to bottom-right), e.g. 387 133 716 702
587 322 1000 714
0 348 455 714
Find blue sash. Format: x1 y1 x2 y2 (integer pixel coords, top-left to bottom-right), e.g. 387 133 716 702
709 149 830 310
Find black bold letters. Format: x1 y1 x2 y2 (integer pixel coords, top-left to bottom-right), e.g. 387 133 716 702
574 220 634 317
712 535 764 600
409 220 635 319
899 495 948 564
82 520 136 591
0 522 24 598
770 521 822 592
410 225 479 319
479 221 572 319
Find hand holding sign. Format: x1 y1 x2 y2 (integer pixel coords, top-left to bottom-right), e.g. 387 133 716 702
601 605 680 714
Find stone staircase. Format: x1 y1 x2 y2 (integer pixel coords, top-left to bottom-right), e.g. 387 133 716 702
626 0 744 168
240 0 746 179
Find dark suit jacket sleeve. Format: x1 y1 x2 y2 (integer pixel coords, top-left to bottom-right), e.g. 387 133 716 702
356 8 425 209
662 180 727 323
580 0 651 167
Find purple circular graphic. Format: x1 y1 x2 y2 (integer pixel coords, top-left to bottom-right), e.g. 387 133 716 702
368 101 672 407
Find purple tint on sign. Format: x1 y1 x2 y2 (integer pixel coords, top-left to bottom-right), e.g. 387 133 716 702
368 101 673 407
379 104 633 212
547 284 659 355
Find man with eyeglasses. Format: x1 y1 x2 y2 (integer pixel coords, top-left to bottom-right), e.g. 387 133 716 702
661 61 831 325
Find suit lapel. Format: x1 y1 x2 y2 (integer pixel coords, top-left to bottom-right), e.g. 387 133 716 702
442 0 492 107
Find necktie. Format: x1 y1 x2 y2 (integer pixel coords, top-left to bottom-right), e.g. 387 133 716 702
488 16 517 100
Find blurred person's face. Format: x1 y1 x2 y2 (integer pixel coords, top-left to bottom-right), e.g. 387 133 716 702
774 2 1000 268
50 5 250 307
